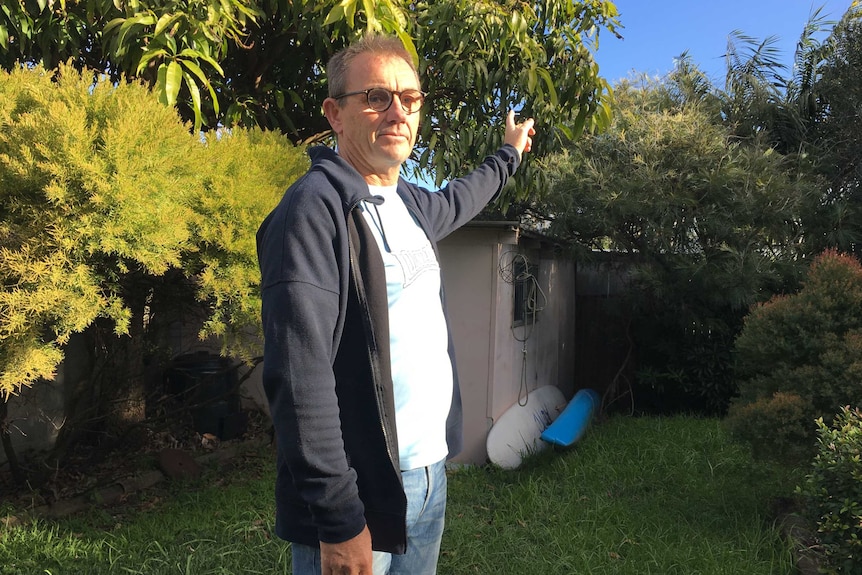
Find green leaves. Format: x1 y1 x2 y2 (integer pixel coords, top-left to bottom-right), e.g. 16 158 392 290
323 0 358 27
414 0 620 205
0 0 620 206
162 60 182 106
101 3 247 130
0 63 306 394
799 404 862 570
103 13 156 58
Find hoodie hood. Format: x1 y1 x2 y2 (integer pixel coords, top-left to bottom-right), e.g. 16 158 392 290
308 146 385 211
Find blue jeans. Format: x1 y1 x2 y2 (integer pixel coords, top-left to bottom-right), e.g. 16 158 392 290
291 459 447 575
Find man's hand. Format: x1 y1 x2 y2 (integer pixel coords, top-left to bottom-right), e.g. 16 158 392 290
320 526 374 574
504 110 536 159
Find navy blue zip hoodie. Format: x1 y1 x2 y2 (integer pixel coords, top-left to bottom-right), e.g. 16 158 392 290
256 144 520 553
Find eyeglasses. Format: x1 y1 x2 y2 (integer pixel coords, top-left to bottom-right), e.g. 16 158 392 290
333 88 426 114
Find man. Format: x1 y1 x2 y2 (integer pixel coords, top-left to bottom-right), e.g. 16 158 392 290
256 34 535 575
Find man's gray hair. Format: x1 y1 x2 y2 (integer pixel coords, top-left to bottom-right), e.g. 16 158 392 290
326 35 419 99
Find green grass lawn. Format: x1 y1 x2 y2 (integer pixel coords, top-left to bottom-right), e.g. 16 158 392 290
0 416 801 574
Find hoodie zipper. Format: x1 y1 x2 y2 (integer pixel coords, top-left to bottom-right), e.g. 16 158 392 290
346 199 398 471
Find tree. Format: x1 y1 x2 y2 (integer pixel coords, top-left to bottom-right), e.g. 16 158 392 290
0 63 306 462
720 7 834 154
535 73 823 413
0 0 621 203
809 7 862 252
720 4 862 252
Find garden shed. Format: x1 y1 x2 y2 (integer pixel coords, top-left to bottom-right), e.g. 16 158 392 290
437 221 577 464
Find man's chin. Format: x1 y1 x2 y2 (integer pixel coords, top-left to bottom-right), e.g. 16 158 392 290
376 143 413 164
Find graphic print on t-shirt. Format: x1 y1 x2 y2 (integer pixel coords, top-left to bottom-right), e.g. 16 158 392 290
392 243 439 289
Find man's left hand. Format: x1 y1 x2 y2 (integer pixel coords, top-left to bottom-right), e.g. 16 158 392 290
504 110 536 158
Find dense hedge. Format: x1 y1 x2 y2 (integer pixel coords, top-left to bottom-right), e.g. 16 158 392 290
726 250 862 461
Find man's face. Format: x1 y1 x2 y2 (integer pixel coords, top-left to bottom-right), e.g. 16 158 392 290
324 52 421 185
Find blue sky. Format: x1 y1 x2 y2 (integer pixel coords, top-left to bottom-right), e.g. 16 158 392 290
593 0 855 86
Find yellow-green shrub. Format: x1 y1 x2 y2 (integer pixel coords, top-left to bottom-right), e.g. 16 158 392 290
0 63 307 397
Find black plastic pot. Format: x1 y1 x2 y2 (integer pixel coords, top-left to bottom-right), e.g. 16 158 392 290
165 351 247 440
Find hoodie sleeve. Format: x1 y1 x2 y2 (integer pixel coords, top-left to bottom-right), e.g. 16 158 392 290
256 173 366 545
404 144 521 241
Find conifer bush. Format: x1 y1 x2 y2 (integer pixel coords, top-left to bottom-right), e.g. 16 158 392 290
726 250 862 461
724 391 813 461
0 63 307 400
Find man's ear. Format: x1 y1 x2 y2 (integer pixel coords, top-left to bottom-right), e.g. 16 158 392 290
322 98 342 134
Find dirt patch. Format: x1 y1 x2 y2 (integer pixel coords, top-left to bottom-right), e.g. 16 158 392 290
0 409 273 523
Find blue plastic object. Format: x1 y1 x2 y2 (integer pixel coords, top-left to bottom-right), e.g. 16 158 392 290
540 388 600 447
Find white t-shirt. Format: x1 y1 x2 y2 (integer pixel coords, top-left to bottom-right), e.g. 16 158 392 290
360 184 453 470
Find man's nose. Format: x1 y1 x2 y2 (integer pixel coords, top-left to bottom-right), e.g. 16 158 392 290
386 95 410 119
